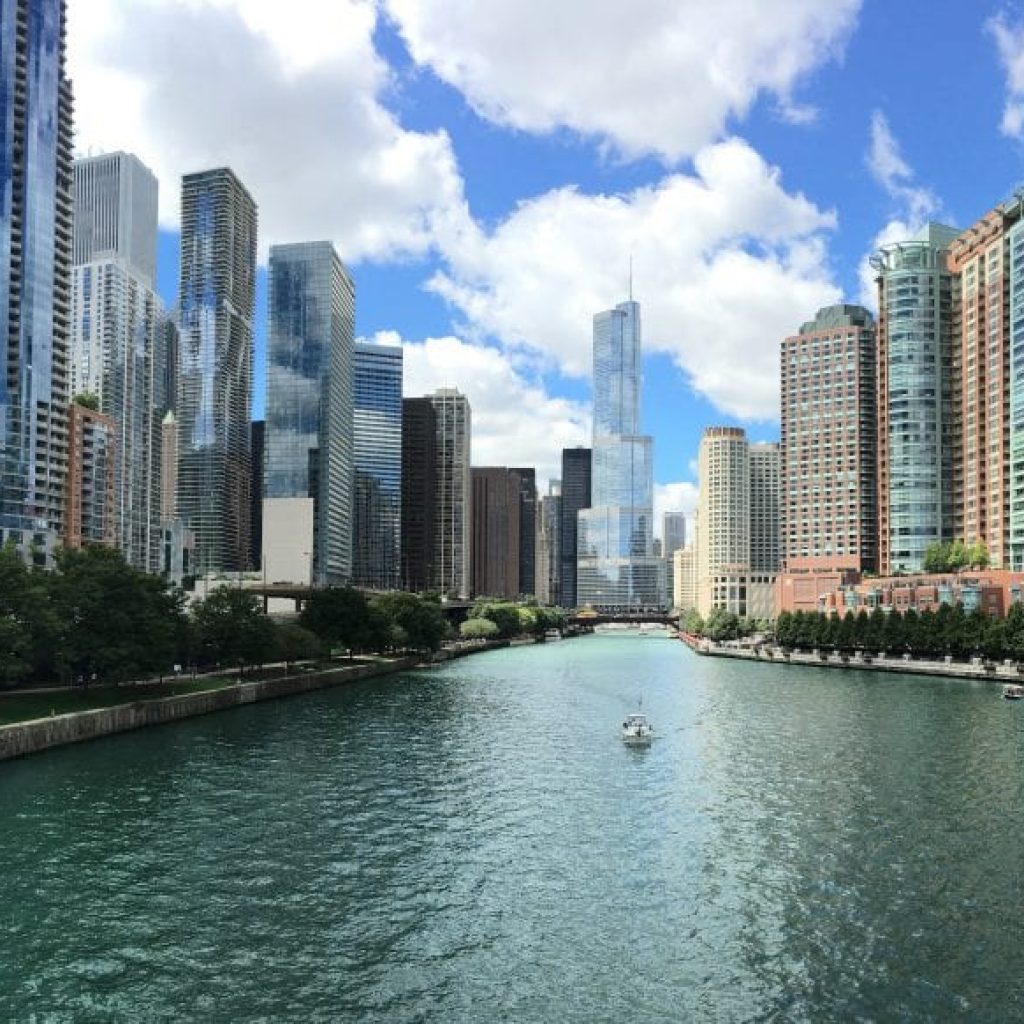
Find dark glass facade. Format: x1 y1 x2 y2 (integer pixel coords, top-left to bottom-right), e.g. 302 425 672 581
0 0 73 543
559 447 591 608
352 342 402 591
401 398 436 592
264 241 353 584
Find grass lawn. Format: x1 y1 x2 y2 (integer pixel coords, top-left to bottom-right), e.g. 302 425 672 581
0 677 236 727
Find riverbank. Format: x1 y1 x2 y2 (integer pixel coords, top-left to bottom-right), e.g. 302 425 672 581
681 632 1022 684
0 638 517 763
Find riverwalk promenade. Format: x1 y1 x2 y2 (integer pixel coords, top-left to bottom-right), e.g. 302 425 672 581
682 632 1021 685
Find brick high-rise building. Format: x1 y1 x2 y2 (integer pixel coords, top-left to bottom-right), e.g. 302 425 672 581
780 304 878 574
66 402 117 550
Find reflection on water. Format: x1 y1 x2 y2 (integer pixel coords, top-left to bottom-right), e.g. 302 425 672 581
2 637 1023 1021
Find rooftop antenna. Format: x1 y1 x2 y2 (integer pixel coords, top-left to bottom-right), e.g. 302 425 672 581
628 253 633 302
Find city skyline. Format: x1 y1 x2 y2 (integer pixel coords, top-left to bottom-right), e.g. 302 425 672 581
66 2 1024 531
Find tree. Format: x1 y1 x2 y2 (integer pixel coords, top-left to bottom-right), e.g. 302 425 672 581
704 608 739 641
681 608 704 635
274 623 324 671
0 543 55 685
49 545 187 684
372 593 446 652
192 586 275 673
300 587 377 655
922 541 949 574
470 601 521 638
947 539 969 572
72 392 100 411
460 617 499 640
967 539 989 570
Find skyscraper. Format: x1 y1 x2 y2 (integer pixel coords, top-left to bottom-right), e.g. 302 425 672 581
471 467 521 599
780 304 877 573
401 397 436 592
430 388 471 599
696 427 778 619
0 0 73 559
559 446 591 608
662 512 686 558
352 341 402 590
872 223 958 574
577 300 662 610
536 480 562 605
264 241 354 584
71 152 163 572
66 400 117 551
177 168 257 574
512 466 537 596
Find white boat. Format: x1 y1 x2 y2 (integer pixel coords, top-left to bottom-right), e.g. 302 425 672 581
1003 684 1024 701
621 711 655 745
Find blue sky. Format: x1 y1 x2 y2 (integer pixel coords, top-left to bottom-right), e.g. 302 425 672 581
71 0 1024 526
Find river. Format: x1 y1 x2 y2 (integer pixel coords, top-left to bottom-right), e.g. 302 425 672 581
2 635 1023 1022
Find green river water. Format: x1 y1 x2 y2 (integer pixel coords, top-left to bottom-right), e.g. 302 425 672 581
2 635 1023 1022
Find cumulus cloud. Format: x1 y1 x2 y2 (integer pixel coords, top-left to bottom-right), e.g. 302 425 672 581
368 331 590 486
67 0 467 261
430 138 840 421
988 12 1024 139
859 112 944 306
385 0 861 161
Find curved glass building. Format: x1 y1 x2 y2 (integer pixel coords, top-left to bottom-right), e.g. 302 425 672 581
576 300 663 610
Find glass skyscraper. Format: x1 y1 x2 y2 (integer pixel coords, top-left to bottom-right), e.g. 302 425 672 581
177 168 257 575
577 300 663 610
872 223 958 574
352 341 402 591
264 241 354 584
0 0 73 556
71 152 164 573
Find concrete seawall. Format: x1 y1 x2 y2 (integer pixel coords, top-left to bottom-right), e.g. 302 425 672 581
0 657 422 763
682 634 1018 685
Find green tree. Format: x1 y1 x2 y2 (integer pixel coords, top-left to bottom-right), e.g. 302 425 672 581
1004 602 1024 662
681 608 704 635
50 546 187 684
947 539 969 572
922 541 949 574
470 601 521 638
704 607 739 641
372 592 446 652
460 617 499 640
0 543 55 685
192 586 275 673
773 611 793 647
967 539 989 570
274 622 324 671
881 611 905 655
836 610 858 652
72 392 100 411
300 586 378 655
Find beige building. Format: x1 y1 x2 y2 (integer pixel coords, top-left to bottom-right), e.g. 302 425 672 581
261 497 315 585
696 427 779 619
672 545 698 612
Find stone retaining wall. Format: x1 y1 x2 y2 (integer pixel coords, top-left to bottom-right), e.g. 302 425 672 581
0 657 420 763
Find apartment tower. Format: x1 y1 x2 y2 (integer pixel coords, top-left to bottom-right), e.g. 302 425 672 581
0 0 73 560
177 168 257 574
780 304 878 573
71 152 164 572
559 446 591 608
871 223 958 574
430 388 471 598
400 397 437 592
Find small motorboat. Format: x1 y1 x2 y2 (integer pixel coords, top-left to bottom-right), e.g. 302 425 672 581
622 711 655 745
1003 684 1024 701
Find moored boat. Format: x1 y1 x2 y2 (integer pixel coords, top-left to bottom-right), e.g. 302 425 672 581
1003 684 1024 700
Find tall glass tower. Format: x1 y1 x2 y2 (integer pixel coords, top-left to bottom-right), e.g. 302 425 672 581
265 241 354 584
0 0 73 557
177 168 257 574
71 152 164 573
577 300 663 610
352 341 402 591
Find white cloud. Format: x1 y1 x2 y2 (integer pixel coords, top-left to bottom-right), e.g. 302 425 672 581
866 112 938 223
368 331 590 487
859 113 943 307
988 12 1024 140
385 0 861 161
430 138 840 421
67 0 468 262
